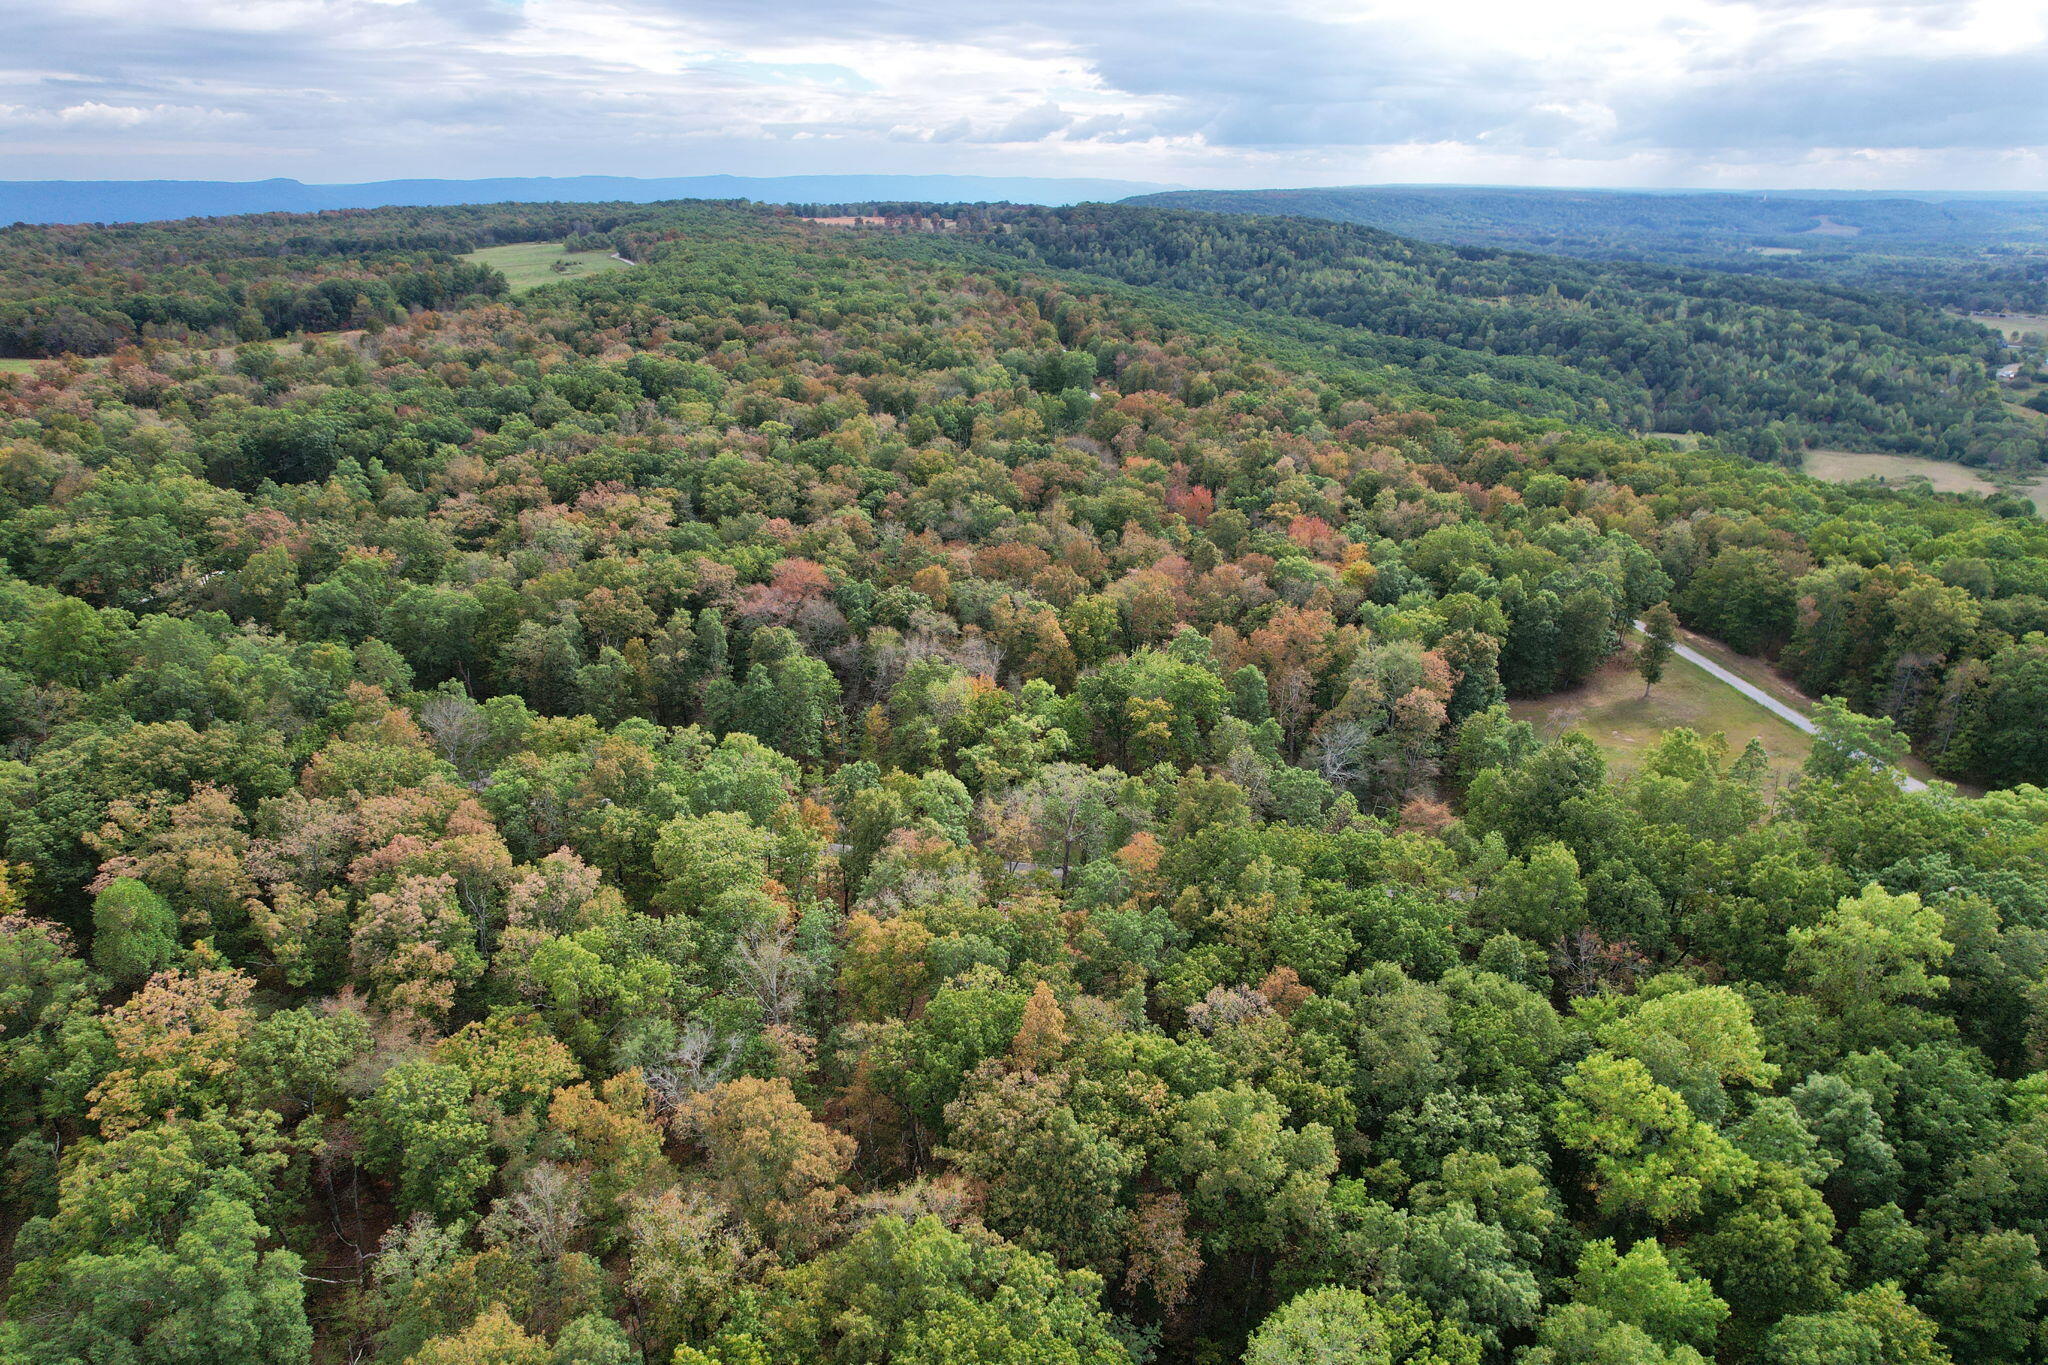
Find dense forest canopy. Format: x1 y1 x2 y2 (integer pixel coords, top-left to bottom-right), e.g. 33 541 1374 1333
10 197 2037 472
0 200 2046 1365
1130 186 2048 315
967 204 2043 469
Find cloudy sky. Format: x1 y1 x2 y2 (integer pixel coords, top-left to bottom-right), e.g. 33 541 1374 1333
6 0 2047 189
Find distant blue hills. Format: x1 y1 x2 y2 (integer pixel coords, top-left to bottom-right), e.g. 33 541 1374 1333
0 173 1177 226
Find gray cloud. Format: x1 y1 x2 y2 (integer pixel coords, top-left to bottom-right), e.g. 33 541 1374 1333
2 0 2042 187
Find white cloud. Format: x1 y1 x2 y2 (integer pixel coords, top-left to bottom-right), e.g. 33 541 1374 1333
2 0 2044 186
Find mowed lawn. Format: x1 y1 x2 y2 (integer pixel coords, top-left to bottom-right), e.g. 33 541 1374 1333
463 241 631 292
1511 652 1815 793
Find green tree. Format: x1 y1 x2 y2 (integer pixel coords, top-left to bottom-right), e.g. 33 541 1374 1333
1805 698 1912 784
2 1192 309 1365
1788 884 1952 1037
652 811 770 917
1637 603 1678 696
1244 1287 1480 1365
940 1068 1139 1272
1163 1083 1338 1259
404 1304 550 1365
354 1058 494 1221
1688 1165 1845 1329
1549 1051 1756 1225
1918 1230 2048 1365
90 875 182 985
1569 1238 1729 1351
1521 1304 1710 1365
1761 1282 1951 1365
694 1215 1130 1365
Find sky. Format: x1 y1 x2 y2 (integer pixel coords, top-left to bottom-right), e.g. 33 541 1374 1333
5 0 2048 190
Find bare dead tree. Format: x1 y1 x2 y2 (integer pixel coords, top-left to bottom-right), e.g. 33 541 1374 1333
730 922 816 1028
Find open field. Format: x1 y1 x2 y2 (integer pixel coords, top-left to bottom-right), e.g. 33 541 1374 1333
1511 626 1958 795
0 359 42 374
1968 311 2048 342
462 241 632 291
1801 448 2000 496
1802 215 1861 236
1512 652 1816 792
1802 448 2048 515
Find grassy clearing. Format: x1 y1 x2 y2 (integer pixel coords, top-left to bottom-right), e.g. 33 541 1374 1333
462 242 632 292
1968 311 2048 343
0 359 41 374
1513 628 1961 795
1802 216 1861 237
1801 449 2001 497
1662 626 1962 792
1512 653 1815 792
1802 448 2048 515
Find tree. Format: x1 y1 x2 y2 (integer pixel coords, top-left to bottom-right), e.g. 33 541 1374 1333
1594 984 1777 1123
0 1192 312 1365
348 872 484 1024
1805 699 1911 784
1521 1304 1710 1365
1688 1166 1845 1328
652 811 769 917
1569 1238 1729 1352
403 1305 550 1365
1918 1230 2048 1364
0 907 103 1130
1761 1282 1951 1365
87 963 258 1135
355 1058 495 1221
674 1077 853 1256
1788 884 1952 1034
90 875 181 985
1790 1073 1903 1208
1637 604 1677 696
1244 1288 1480 1365
549 1313 641 1365
1010 980 1069 1073
1675 547 1795 655
940 1068 1138 1272
1549 1051 1756 1225
1163 1083 1337 1258
689 1215 1130 1365
1475 841 1586 944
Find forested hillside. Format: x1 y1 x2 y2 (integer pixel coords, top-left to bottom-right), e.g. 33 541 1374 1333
1131 186 2048 315
0 201 1025 360
977 205 2042 469
1 203 2046 1365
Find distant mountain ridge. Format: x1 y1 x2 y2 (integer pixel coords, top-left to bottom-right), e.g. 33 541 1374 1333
0 173 1175 226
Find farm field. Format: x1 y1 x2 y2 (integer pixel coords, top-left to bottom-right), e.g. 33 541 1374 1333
461 240 631 291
